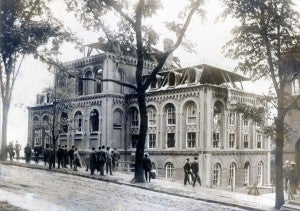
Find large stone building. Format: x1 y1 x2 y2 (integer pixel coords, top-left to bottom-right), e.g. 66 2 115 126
28 41 271 188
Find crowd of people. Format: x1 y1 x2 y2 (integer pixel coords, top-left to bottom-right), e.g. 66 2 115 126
283 160 298 195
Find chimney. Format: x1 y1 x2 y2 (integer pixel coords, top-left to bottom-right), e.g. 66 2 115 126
163 38 174 67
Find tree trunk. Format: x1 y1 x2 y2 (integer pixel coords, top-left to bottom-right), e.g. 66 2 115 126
133 92 148 183
1 102 10 160
274 109 285 209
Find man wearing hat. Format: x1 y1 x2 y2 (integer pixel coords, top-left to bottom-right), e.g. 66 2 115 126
183 158 192 185
190 157 201 187
283 160 291 192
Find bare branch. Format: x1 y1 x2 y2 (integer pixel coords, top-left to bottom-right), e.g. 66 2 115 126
143 0 202 89
103 0 135 27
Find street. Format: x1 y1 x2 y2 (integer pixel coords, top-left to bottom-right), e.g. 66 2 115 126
0 164 243 211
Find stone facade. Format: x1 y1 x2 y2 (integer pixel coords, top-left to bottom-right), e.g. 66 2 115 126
28 50 271 188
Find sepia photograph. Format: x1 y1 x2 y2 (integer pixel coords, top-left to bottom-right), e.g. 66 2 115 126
0 0 300 210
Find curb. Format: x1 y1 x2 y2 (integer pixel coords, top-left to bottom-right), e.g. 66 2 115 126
1 162 265 211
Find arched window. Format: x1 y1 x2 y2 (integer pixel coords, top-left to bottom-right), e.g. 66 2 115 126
213 163 221 186
244 162 250 186
147 106 156 126
60 113 68 134
74 111 83 132
257 161 263 186
165 162 174 178
186 102 196 124
113 110 123 128
95 67 102 93
77 76 83 95
84 70 94 95
32 116 39 128
229 163 236 188
165 104 176 125
42 115 49 126
130 108 139 127
90 109 99 132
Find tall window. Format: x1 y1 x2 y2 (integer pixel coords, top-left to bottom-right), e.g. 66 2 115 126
213 163 221 186
186 103 196 124
95 67 102 93
229 112 236 125
34 130 41 146
90 109 99 132
77 77 83 95
257 134 262 149
243 134 249 149
187 132 196 148
84 70 94 95
131 108 139 127
113 110 122 129
229 163 236 187
166 104 176 125
60 113 68 134
244 162 250 186
147 107 156 126
257 162 263 185
131 134 138 148
74 111 83 132
213 132 220 149
45 137 50 148
149 134 156 149
213 101 223 125
165 162 174 178
167 133 175 148
229 133 235 149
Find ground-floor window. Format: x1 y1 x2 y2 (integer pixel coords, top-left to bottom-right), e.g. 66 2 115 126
244 162 250 186
213 163 221 186
257 161 263 185
44 137 50 148
165 162 174 178
229 162 236 188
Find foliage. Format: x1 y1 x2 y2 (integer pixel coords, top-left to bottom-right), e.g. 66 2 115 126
0 0 80 159
221 0 300 208
232 102 265 125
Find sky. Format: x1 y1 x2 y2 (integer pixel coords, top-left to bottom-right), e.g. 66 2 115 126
4 0 300 147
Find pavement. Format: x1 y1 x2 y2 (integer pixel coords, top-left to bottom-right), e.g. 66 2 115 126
0 159 282 211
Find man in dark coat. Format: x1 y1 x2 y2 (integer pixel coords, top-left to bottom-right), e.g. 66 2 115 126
68 146 75 168
49 145 55 169
24 143 32 163
183 158 192 185
97 145 107 176
106 147 113 175
89 147 96 175
190 157 201 187
63 145 68 168
57 145 64 169
143 154 152 182
289 161 298 194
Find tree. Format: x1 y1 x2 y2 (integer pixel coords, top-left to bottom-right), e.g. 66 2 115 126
65 0 204 182
221 0 300 208
0 0 78 160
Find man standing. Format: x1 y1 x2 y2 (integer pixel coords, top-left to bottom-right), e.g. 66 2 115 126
191 157 201 187
89 147 96 175
183 158 192 185
97 145 107 176
68 146 75 168
112 148 121 171
57 145 64 169
283 160 291 192
49 145 55 169
289 161 298 194
24 143 31 163
63 145 68 168
106 147 113 175
143 154 152 182
14 141 21 160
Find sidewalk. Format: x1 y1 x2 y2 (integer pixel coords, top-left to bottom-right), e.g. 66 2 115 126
0 200 25 211
1 160 277 211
